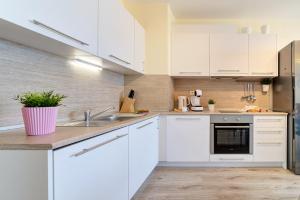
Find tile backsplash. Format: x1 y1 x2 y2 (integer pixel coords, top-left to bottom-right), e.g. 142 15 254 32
0 39 124 127
174 78 272 110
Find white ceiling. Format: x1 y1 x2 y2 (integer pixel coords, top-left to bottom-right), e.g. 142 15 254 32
129 0 300 19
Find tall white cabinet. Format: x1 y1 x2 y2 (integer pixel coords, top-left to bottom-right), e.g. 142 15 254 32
171 26 210 76
249 34 278 76
99 0 134 69
210 33 249 76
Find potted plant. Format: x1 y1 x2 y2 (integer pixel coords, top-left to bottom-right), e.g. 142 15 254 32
208 99 216 112
15 91 66 136
260 78 272 92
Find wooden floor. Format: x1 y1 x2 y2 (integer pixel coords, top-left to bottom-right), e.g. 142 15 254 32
133 167 300 200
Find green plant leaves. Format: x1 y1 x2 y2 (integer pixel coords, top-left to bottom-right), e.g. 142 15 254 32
15 91 66 107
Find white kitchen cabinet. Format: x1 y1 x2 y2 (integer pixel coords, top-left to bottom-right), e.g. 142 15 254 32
171 26 210 76
129 117 159 199
99 0 134 69
249 34 278 76
166 116 210 162
253 116 287 165
133 20 145 73
210 33 249 76
0 0 98 55
54 127 129 200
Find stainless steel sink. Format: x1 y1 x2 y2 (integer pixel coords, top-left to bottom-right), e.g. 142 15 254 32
94 114 137 122
58 114 143 127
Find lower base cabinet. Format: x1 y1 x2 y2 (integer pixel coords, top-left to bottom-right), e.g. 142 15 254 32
0 116 160 200
166 116 210 162
129 117 159 199
54 127 129 200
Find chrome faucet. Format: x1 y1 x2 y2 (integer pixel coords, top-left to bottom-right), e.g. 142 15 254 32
84 106 116 122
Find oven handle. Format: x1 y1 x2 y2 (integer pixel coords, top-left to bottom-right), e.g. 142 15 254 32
214 126 250 128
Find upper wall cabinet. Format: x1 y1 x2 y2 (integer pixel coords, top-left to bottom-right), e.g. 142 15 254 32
171 26 210 76
0 0 98 55
133 20 145 73
249 34 278 76
210 34 249 76
99 0 135 70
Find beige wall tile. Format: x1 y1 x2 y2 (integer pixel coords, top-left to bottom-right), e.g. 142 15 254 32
0 39 124 127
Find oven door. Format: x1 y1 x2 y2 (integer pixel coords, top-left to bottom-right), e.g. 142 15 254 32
211 123 253 154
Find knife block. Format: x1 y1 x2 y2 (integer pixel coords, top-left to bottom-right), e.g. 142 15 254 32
120 97 135 113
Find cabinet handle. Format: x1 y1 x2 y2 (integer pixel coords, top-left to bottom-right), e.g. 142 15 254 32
257 142 282 145
175 118 202 120
256 131 282 134
219 158 245 161
215 126 250 128
109 55 131 65
217 69 240 73
71 134 128 157
256 119 282 122
137 122 153 129
251 72 274 75
31 19 89 46
179 72 202 74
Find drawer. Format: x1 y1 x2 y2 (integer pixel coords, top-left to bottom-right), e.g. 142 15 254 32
210 154 253 162
54 127 129 157
254 116 286 128
254 142 285 162
254 128 285 141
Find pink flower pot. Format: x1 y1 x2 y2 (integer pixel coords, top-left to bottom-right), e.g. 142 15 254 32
22 107 58 136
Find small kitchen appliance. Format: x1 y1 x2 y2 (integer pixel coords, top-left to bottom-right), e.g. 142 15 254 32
177 96 187 110
190 89 204 112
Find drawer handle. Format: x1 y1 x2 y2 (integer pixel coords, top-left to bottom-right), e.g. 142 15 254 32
179 72 202 74
256 119 282 122
215 126 250 129
219 158 245 161
251 72 274 75
71 134 128 157
175 118 202 120
257 142 282 145
109 55 131 65
31 19 89 46
256 131 282 134
137 122 153 129
217 69 240 73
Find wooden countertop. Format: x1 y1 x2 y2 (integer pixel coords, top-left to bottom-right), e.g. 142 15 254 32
0 113 159 150
162 111 288 116
0 111 287 150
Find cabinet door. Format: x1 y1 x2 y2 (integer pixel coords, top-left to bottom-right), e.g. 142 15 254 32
249 34 277 76
171 27 209 76
134 20 145 73
253 128 286 162
0 0 98 55
99 0 134 68
210 34 249 76
54 128 129 200
129 117 159 199
166 116 210 162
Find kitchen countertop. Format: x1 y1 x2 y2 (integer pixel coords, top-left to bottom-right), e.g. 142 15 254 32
0 113 159 150
0 111 287 150
162 111 288 116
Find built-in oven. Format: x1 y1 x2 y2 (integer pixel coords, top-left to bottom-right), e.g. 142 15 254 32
210 115 253 154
